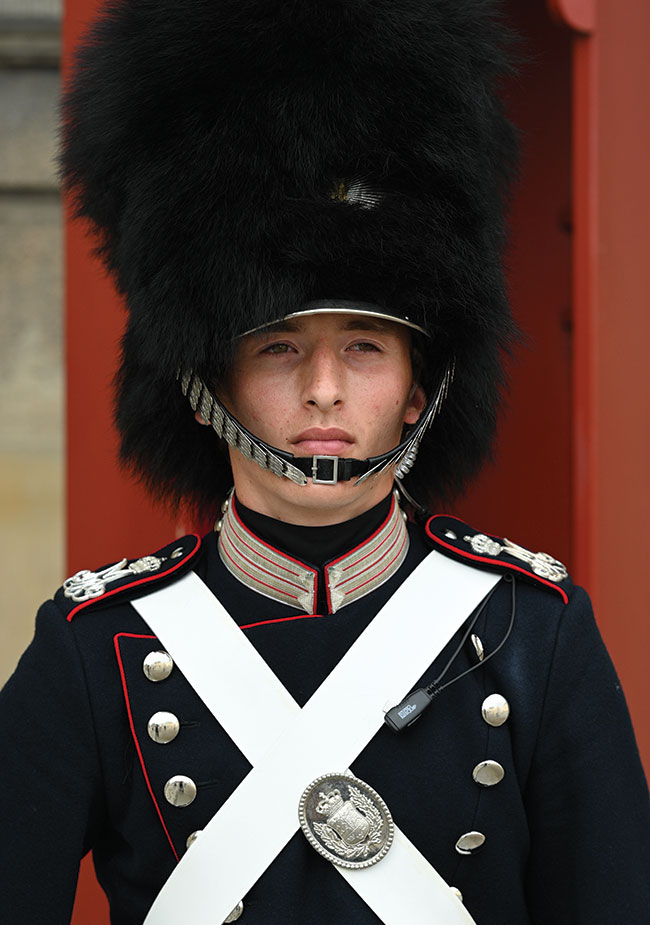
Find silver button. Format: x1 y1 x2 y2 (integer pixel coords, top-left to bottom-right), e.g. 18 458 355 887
186 830 202 849
147 711 180 744
224 901 244 922
472 760 505 787
481 693 510 727
455 831 486 855
450 886 463 902
143 651 174 682
444 529 457 540
214 518 223 533
470 633 484 661
221 498 230 514
164 775 197 807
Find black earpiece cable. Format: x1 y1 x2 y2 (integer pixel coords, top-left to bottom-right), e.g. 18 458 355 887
384 575 517 732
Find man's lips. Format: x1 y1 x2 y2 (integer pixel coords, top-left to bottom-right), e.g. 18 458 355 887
291 428 354 456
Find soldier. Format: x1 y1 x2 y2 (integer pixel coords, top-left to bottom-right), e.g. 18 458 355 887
2 1 650 924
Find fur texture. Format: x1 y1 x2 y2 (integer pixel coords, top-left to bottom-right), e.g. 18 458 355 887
61 0 519 514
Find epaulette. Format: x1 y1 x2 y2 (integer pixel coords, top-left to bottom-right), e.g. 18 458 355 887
55 534 202 621
425 515 570 605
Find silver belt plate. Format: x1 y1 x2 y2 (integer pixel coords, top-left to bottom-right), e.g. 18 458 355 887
299 773 394 869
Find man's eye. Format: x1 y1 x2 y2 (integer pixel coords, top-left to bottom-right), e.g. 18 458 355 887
348 341 380 352
261 342 293 354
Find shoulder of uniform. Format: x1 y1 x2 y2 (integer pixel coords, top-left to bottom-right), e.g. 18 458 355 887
54 533 203 622
424 514 571 604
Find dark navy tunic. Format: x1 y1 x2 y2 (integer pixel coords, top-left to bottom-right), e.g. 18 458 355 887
2 507 649 924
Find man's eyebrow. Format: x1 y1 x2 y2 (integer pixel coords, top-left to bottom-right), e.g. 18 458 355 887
250 320 302 336
341 318 395 333
259 318 301 334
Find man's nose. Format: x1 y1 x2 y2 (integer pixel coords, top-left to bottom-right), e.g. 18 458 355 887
301 345 344 410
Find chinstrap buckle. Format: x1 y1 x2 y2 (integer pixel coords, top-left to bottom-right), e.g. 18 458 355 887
311 455 339 484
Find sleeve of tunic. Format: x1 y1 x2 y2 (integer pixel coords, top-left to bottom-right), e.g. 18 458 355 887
524 586 650 922
0 600 104 924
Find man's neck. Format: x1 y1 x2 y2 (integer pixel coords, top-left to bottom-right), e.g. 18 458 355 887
233 492 394 568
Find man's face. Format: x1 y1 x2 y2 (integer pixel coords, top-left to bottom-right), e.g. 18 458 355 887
214 312 426 524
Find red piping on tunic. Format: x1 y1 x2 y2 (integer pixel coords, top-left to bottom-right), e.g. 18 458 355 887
342 532 409 596
338 516 399 573
326 494 397 567
220 529 308 594
324 495 400 612
425 518 569 605
114 632 180 863
240 613 324 630
229 497 319 607
230 498 318 573
335 524 404 588
223 522 303 577
220 542 302 603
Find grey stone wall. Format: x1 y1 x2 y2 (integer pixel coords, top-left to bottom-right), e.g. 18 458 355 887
0 7 63 684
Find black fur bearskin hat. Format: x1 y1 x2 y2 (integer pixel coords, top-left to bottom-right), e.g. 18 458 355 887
61 0 518 516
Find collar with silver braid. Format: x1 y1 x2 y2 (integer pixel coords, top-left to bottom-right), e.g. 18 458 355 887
179 364 453 486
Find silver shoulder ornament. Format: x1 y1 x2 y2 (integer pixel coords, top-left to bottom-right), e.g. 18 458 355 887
463 534 568 583
63 548 185 603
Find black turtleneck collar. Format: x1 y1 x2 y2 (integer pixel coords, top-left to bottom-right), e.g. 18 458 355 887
234 493 394 569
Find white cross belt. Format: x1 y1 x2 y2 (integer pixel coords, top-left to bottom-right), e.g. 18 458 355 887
133 550 498 925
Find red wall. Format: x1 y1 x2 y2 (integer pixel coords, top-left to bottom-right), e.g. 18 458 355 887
575 0 650 772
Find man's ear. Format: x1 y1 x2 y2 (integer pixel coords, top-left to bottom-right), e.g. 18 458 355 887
404 384 427 425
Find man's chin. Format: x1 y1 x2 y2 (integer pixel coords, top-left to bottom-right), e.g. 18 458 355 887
270 473 395 523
